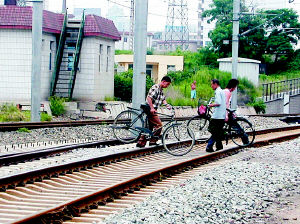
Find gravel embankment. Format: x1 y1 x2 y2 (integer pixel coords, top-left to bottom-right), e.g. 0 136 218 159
0 117 293 146
101 137 300 224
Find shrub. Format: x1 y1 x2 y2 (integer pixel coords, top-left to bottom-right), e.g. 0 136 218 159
49 96 66 116
114 70 154 102
248 99 266 114
41 112 52 121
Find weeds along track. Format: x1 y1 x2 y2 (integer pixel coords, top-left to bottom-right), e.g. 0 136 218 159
0 126 299 223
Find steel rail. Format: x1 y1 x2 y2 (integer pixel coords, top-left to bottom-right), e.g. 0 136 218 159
0 124 299 168
0 125 299 189
0 114 299 131
7 125 300 224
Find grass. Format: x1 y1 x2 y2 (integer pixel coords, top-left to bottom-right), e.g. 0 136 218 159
260 70 300 83
0 103 52 122
166 67 259 106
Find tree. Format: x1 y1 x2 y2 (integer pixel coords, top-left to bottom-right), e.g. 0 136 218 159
202 0 300 71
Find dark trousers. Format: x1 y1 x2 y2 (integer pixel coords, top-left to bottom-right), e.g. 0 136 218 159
207 119 225 150
137 113 162 146
148 113 162 143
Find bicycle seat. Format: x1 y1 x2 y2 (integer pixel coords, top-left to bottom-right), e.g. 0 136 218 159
140 104 151 114
226 108 236 113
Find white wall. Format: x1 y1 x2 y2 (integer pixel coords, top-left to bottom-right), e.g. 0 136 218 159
219 62 259 86
0 29 56 103
73 36 115 101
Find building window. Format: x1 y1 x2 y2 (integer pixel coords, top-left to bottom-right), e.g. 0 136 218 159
49 41 55 71
167 65 176 72
124 37 127 42
99 44 103 72
128 64 133 70
146 64 153 76
106 46 111 72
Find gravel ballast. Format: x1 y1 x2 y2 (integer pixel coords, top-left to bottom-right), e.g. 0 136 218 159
0 117 293 147
101 137 300 224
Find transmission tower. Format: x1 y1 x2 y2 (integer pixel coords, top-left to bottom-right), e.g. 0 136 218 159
165 0 189 51
129 0 135 50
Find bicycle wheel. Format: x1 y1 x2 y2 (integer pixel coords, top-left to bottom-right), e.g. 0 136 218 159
187 116 210 141
162 124 195 156
112 110 143 143
230 118 255 147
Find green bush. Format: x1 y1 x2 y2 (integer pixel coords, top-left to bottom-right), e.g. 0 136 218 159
17 127 31 133
41 112 52 121
248 99 266 114
0 103 26 122
114 70 154 102
49 96 66 116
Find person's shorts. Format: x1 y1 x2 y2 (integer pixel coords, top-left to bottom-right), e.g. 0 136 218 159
191 90 196 99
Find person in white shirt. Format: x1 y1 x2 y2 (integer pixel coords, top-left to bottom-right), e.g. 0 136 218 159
206 79 226 152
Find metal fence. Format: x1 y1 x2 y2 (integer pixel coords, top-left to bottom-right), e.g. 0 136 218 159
262 78 300 101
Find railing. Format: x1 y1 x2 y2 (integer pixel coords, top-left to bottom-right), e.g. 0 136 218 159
68 11 85 99
50 11 68 96
262 78 300 101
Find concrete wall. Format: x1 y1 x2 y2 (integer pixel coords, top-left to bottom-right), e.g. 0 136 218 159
265 94 300 114
218 58 260 86
290 95 300 114
0 29 116 103
73 36 115 101
0 29 56 103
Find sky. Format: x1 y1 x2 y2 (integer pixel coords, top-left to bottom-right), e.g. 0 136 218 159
47 0 300 32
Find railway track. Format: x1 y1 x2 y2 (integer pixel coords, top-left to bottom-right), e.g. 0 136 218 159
0 126 299 223
0 113 298 132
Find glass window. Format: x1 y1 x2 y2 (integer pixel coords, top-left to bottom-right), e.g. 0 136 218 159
106 46 111 72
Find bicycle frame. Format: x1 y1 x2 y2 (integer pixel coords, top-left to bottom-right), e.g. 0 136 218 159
127 106 178 138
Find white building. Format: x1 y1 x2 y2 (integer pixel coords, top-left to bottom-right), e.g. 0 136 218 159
218 57 261 86
197 0 215 48
0 5 120 103
116 31 154 51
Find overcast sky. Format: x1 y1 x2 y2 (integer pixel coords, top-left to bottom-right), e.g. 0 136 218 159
47 0 300 31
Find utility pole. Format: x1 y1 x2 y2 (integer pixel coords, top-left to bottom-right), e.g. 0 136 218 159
129 0 135 50
231 0 240 109
30 0 43 122
132 0 148 110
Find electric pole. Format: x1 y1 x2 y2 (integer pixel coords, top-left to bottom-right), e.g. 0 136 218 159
132 0 148 109
231 0 240 109
30 0 43 122
129 0 135 50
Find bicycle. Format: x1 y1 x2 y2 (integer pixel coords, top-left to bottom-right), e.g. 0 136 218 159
187 98 255 147
112 104 195 156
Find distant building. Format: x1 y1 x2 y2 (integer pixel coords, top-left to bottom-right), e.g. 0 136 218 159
115 55 184 83
0 5 120 103
2 0 49 10
116 31 153 51
152 40 198 53
218 57 261 86
197 0 215 48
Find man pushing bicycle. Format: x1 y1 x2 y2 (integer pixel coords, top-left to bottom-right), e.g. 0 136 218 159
136 76 172 148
